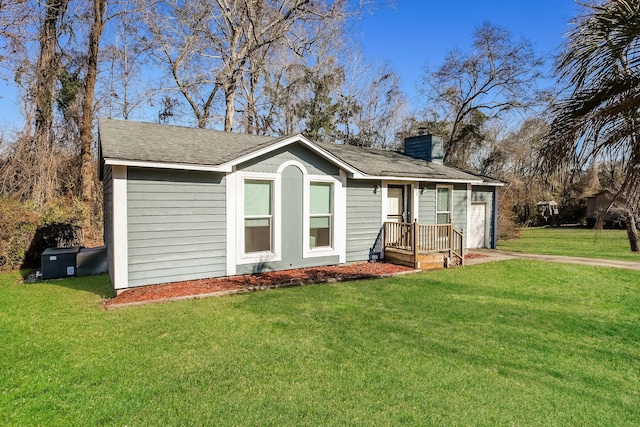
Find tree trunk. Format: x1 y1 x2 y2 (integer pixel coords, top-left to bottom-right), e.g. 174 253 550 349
626 212 640 252
32 0 70 206
80 0 107 203
246 70 258 134
224 88 235 132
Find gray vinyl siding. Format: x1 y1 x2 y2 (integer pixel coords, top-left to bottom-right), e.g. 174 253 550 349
237 143 339 175
103 164 114 283
472 186 496 247
127 167 226 287
453 184 468 236
418 182 468 235
418 183 436 223
236 255 340 275
346 179 382 262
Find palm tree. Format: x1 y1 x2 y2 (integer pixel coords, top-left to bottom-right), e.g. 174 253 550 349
546 0 640 251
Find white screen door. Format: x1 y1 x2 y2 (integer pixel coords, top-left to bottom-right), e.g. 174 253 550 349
387 186 404 223
469 203 486 248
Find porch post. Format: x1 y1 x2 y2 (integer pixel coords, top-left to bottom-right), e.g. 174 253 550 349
448 222 454 262
382 222 387 248
412 220 419 268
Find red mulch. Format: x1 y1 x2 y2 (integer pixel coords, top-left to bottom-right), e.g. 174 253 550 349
465 252 490 259
103 262 414 308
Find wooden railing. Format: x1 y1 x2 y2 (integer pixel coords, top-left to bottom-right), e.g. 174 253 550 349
383 221 464 267
416 223 451 252
452 228 464 266
383 221 413 250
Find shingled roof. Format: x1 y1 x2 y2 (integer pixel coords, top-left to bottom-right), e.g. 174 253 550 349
313 141 483 182
99 118 275 166
99 119 498 184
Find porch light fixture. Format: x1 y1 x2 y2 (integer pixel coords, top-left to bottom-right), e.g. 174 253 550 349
420 187 426 195
373 185 380 194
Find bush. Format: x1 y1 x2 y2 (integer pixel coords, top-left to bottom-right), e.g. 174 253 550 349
0 198 38 270
497 187 520 241
0 196 93 271
23 222 82 267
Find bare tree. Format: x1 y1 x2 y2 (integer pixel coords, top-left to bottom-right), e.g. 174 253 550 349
78 0 106 202
0 0 32 76
30 0 70 205
144 0 348 131
421 22 544 168
338 50 406 148
99 4 152 121
143 0 219 128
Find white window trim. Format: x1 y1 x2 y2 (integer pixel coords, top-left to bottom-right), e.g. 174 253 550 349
111 165 128 290
226 170 237 276
303 174 345 259
236 171 281 265
466 183 472 249
436 184 454 224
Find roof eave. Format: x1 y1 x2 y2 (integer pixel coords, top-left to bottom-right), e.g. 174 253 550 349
347 175 495 185
103 158 232 172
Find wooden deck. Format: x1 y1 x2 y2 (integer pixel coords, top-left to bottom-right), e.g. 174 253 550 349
382 221 464 270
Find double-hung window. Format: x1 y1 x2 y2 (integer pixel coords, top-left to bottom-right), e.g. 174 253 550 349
436 186 452 224
244 180 273 253
309 182 332 248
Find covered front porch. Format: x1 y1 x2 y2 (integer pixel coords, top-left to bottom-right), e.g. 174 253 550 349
382 221 464 269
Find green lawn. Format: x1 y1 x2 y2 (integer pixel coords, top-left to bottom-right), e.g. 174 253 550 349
499 226 640 262
1 263 639 426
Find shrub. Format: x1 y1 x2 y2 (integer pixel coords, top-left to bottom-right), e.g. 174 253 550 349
0 197 38 270
497 187 520 241
0 196 93 271
23 222 82 267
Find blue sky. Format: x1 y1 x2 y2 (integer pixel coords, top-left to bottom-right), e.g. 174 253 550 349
354 0 580 109
0 0 580 133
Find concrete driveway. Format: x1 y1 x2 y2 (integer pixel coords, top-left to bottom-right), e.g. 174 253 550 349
466 249 640 271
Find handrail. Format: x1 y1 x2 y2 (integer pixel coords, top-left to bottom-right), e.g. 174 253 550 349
383 221 413 251
383 221 465 266
452 228 464 265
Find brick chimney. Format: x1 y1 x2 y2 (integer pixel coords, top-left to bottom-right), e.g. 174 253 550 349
404 133 443 164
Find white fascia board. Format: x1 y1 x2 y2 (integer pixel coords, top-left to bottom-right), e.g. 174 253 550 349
104 158 232 172
471 181 506 187
222 134 364 177
354 175 485 185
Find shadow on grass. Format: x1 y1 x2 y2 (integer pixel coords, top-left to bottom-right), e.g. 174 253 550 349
38 274 114 299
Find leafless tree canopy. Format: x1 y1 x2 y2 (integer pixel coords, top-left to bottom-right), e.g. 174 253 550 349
421 23 545 169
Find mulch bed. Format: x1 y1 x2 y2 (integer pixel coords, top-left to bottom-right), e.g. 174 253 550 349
103 262 415 309
465 252 490 259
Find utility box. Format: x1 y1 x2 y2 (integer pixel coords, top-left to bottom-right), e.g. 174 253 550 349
76 246 108 277
41 247 80 280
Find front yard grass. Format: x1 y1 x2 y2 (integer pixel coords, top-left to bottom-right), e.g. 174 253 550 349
499 226 640 262
1 261 639 425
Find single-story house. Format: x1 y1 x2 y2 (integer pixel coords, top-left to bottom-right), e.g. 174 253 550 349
99 119 503 293
586 190 626 228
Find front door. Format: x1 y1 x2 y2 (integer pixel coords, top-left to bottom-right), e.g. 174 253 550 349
387 185 412 223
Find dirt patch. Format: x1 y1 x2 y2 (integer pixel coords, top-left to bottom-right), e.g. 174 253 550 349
103 262 415 309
